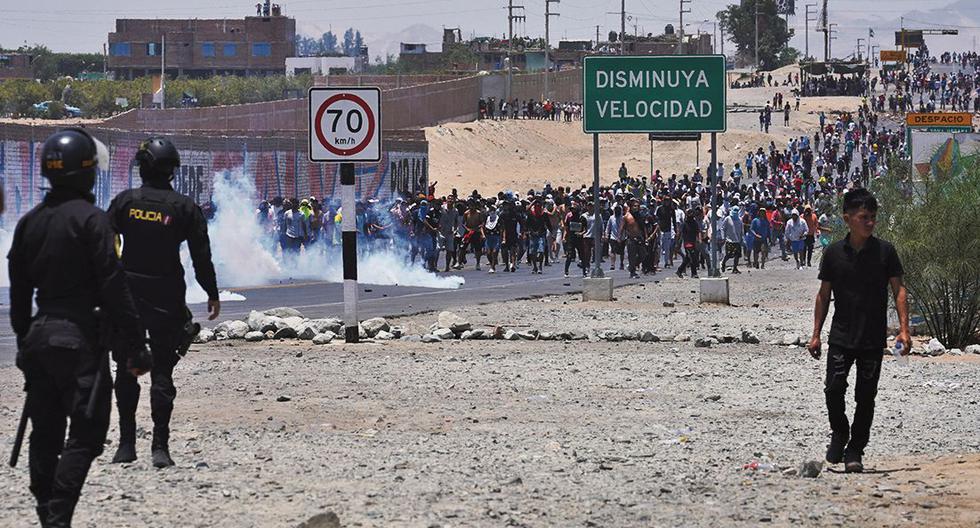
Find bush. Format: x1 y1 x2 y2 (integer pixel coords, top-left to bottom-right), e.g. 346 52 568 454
872 153 980 348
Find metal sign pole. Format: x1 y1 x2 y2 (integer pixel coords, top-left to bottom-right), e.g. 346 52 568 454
649 138 654 177
591 133 604 278
340 162 359 343
710 132 719 277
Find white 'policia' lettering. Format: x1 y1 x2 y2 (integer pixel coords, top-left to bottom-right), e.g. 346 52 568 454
595 69 710 89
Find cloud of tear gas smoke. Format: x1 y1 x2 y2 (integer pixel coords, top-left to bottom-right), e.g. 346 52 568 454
207 169 465 289
0 227 11 288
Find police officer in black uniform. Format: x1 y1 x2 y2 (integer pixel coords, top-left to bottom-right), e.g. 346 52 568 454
8 128 151 527
108 136 220 468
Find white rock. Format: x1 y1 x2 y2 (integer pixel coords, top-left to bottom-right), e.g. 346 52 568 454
782 333 798 346
433 328 456 340
244 331 265 342
421 334 442 343
225 321 250 339
674 334 691 342
282 316 306 330
966 344 980 355
361 317 390 337
247 310 281 332
308 319 343 335
194 328 215 344
437 311 472 333
926 338 946 356
312 332 335 345
296 324 318 340
503 330 519 341
374 330 394 341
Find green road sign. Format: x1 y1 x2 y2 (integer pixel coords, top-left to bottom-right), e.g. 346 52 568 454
583 55 727 134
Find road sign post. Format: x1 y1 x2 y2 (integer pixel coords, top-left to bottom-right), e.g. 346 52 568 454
309 87 382 343
583 55 727 282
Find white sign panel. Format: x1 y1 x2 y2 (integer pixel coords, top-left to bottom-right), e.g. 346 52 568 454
309 87 382 163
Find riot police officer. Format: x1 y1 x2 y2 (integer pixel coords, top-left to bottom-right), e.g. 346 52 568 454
108 136 220 468
8 128 151 527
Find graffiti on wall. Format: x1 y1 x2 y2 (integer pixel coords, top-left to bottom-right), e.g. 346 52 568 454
0 137 428 225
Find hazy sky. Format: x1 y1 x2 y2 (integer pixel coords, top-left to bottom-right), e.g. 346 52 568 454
1 0 977 59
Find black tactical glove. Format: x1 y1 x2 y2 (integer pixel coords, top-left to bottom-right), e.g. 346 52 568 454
127 343 153 375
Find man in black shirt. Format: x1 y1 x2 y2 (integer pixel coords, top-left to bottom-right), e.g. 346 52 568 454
107 137 220 468
807 188 910 473
9 128 150 527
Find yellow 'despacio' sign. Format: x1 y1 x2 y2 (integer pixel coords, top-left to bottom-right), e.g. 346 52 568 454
879 50 907 62
906 113 974 127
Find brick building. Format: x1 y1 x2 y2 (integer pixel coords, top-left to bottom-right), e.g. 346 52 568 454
0 53 34 80
108 10 295 79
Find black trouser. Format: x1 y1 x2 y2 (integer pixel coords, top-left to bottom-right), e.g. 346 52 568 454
722 241 741 270
677 245 699 276
19 317 109 528
564 237 580 275
114 322 181 450
626 237 644 274
824 345 883 457
804 234 816 266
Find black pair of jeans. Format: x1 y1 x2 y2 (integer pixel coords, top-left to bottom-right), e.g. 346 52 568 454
19 317 110 528
824 345 883 457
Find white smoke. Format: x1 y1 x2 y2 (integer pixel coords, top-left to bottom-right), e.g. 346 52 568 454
0 227 11 288
206 168 465 290
0 168 462 294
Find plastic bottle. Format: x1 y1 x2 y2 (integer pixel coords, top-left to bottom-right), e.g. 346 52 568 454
892 341 908 367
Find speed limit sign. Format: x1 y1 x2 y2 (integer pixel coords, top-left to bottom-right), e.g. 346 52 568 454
308 87 382 162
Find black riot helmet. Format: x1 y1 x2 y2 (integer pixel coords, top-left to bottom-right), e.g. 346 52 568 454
40 127 106 193
135 136 180 181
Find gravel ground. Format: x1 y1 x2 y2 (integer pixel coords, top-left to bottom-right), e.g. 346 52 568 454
1 257 978 528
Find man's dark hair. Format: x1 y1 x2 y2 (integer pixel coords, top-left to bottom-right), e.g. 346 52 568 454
842 188 878 214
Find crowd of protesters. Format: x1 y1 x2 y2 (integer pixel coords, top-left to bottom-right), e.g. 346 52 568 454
255 99 905 279
251 49 980 278
875 46 980 114
478 97 582 121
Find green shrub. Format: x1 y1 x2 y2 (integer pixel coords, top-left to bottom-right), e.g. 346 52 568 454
873 153 980 348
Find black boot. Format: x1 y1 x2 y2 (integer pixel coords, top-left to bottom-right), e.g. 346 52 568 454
111 442 137 464
36 504 50 528
152 431 175 468
113 409 137 463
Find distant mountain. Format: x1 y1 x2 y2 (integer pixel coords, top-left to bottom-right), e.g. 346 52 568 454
793 0 980 58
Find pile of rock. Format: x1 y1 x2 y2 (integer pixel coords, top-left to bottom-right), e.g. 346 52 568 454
195 308 770 348
197 308 406 346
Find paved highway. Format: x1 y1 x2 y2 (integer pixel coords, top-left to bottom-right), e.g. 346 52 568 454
0 264 664 365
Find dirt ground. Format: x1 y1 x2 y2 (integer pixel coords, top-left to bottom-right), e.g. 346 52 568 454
1 256 977 528
425 85 864 197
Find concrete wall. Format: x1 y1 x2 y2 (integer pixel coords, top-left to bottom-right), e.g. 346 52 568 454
99 70 582 133
0 123 428 222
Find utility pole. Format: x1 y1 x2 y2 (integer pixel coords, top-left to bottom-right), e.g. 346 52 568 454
507 0 526 105
829 23 838 59
719 23 725 56
857 37 865 60
805 3 817 60
544 0 560 100
621 0 626 55
679 0 691 54
754 0 760 68
821 0 829 62
596 25 601 50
